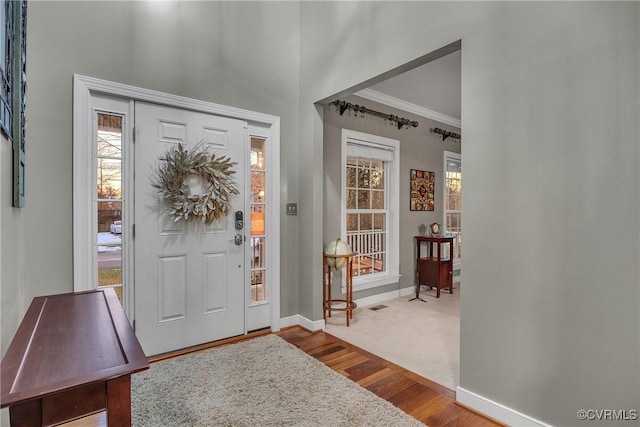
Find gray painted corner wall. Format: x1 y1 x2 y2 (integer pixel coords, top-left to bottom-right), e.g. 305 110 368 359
0 139 26 357
0 0 302 363
460 3 640 424
301 2 639 426
1 2 638 426
323 95 460 300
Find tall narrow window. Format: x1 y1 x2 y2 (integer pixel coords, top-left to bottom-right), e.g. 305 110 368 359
250 137 267 303
444 151 461 268
96 113 124 302
342 130 399 291
346 156 387 277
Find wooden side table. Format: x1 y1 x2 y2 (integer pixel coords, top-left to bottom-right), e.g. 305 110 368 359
413 235 454 300
1 288 149 426
323 253 357 326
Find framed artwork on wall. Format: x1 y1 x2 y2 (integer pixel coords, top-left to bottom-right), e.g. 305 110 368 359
410 169 434 211
1 0 27 207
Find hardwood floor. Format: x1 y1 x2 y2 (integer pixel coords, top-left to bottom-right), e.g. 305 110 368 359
276 326 505 427
62 326 504 427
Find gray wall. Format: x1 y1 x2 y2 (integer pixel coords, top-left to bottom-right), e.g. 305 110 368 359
1 2 638 427
1 0 301 355
300 2 639 426
323 94 461 300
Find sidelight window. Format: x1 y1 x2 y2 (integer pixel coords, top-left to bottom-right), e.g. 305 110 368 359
250 137 267 303
96 113 124 303
444 151 462 268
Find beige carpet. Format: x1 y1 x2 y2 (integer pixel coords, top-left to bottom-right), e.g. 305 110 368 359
324 285 460 391
131 334 425 426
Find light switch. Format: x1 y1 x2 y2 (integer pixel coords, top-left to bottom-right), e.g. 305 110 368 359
286 203 297 215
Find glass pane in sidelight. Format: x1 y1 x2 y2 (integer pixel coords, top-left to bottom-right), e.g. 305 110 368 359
97 203 122 288
251 270 266 303
251 171 265 203
251 205 265 236
251 236 265 270
98 201 121 234
97 114 122 157
250 138 265 171
97 158 122 199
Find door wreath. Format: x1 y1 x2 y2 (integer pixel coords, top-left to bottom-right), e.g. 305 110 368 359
151 143 239 225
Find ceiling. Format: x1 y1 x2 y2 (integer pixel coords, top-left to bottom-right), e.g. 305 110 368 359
359 50 461 123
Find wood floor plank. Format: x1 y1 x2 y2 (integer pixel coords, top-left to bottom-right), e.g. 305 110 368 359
322 351 369 371
308 343 345 358
387 382 441 414
344 359 387 381
356 366 395 388
316 346 352 363
277 326 506 427
415 394 462 426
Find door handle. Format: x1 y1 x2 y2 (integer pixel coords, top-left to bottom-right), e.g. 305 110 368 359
231 234 244 246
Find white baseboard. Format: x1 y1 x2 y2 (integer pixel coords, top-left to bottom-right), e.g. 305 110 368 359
456 387 552 427
353 286 415 308
279 287 414 332
399 286 415 297
279 314 325 332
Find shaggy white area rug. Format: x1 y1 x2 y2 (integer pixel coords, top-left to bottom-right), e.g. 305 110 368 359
131 334 424 426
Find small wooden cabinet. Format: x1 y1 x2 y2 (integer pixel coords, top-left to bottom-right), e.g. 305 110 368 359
414 236 454 299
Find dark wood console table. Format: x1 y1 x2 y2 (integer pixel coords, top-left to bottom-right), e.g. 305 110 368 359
413 235 454 300
1 288 149 426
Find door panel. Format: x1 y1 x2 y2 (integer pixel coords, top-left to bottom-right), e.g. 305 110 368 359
134 102 246 356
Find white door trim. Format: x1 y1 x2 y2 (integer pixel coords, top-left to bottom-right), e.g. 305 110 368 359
73 74 281 331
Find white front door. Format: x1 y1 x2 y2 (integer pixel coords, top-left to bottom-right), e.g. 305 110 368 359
134 101 247 356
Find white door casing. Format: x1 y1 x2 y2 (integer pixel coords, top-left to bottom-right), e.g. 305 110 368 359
73 75 281 352
134 102 246 356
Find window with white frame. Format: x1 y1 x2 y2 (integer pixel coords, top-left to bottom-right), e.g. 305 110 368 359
443 151 461 269
96 112 126 304
250 137 267 304
342 129 399 291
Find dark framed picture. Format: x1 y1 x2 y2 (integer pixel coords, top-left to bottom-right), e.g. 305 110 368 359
1 0 27 207
410 169 435 211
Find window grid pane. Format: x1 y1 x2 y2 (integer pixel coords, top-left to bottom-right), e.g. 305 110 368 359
346 155 387 277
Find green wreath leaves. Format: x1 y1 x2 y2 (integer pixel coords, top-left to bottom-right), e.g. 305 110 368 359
151 143 239 225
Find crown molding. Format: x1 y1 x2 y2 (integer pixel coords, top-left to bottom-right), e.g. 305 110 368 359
354 88 461 129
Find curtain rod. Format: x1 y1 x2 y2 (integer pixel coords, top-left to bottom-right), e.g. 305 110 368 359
331 100 418 130
430 127 461 142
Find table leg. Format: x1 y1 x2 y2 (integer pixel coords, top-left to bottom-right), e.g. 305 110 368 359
323 260 327 322
106 375 131 426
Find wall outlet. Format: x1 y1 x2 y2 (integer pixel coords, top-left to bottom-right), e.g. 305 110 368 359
286 203 298 215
